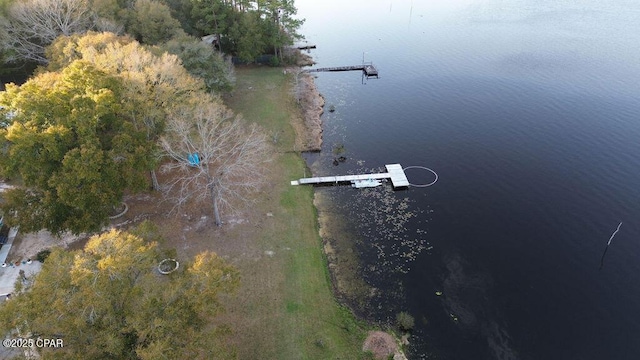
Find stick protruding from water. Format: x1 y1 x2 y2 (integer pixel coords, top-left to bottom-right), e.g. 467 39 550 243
600 222 622 270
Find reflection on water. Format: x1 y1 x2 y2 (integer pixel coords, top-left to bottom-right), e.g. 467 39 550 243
441 254 517 360
297 0 640 359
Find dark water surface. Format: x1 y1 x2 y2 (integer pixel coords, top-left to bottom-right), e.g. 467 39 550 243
296 1 640 359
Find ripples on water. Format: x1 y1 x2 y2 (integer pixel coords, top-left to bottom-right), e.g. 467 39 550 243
297 0 640 358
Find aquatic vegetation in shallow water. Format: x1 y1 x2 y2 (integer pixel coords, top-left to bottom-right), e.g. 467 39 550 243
334 173 432 275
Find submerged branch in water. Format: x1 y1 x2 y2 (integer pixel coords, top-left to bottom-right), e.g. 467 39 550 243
600 222 622 270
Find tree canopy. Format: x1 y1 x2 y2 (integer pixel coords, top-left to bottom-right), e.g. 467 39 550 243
46 31 210 189
0 226 238 359
0 0 181 64
0 0 103 63
1 0 305 67
189 0 303 62
162 34 235 93
0 60 154 234
128 0 183 45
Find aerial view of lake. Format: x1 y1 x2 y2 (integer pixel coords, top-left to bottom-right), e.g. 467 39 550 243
295 0 640 359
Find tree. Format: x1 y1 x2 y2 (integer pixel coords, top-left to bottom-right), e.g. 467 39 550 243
162 34 235 93
229 11 266 62
162 0 197 34
128 0 183 45
90 0 127 34
259 0 304 62
45 31 135 71
0 61 154 234
0 227 238 359
189 0 230 39
188 0 303 62
46 32 206 190
0 20 11 71
0 0 94 63
159 95 271 226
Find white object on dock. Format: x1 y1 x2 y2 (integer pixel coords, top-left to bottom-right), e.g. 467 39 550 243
351 179 382 188
290 164 409 189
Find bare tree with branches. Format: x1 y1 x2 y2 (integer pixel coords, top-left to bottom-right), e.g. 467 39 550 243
0 0 109 63
160 96 272 226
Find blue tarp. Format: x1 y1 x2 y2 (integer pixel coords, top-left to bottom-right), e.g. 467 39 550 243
188 153 200 166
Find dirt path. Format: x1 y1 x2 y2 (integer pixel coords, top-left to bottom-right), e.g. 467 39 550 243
7 230 82 262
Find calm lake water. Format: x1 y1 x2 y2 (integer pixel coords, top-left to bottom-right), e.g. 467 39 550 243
296 0 640 359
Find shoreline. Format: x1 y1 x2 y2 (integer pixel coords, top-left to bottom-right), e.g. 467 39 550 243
293 55 409 359
292 51 369 314
289 51 324 152
291 56 365 308
299 72 325 151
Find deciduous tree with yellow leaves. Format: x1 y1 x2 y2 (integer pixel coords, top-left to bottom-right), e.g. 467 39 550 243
0 225 238 359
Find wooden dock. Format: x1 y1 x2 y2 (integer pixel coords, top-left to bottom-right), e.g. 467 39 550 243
291 164 409 189
306 63 379 78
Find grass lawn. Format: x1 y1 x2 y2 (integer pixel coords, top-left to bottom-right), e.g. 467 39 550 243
221 66 369 359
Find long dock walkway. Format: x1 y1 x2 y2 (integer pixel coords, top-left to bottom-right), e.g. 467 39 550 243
291 164 409 189
306 63 379 78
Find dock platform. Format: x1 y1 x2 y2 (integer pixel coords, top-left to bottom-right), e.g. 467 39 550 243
306 63 379 78
291 164 409 189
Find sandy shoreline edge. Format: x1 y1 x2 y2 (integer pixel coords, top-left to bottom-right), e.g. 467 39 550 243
288 52 324 152
293 52 370 312
292 52 409 360
299 72 325 151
